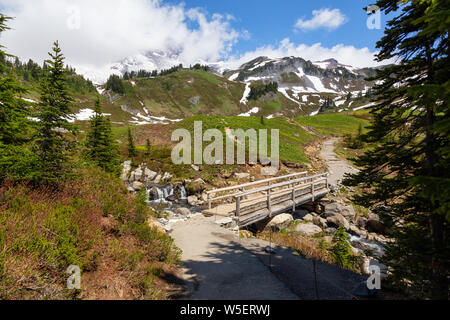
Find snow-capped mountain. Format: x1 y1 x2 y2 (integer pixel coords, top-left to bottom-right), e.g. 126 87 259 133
225 56 374 94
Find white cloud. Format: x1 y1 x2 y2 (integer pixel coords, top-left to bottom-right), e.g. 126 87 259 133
225 38 389 70
294 8 347 31
0 0 240 77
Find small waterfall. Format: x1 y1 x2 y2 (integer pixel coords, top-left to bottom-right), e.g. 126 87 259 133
146 184 187 203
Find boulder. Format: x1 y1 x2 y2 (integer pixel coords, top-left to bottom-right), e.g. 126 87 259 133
323 202 342 218
144 168 157 182
327 214 350 230
356 217 368 229
147 219 166 234
312 216 328 229
153 175 162 184
260 167 278 176
133 168 143 181
187 195 199 206
176 207 191 216
349 225 366 237
302 214 314 222
295 223 323 236
366 219 389 235
132 181 144 191
266 214 293 231
341 205 356 220
215 217 233 228
234 172 250 180
293 209 309 219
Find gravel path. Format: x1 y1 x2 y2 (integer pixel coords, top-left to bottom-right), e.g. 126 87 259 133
171 215 364 300
320 137 359 185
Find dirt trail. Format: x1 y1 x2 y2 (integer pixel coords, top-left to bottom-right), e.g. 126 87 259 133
169 137 365 300
171 215 363 300
320 137 359 185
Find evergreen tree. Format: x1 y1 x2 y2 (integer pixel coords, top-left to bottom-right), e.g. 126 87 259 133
127 127 137 158
84 96 120 175
144 138 151 157
34 41 77 183
344 0 449 299
0 15 37 181
331 227 353 269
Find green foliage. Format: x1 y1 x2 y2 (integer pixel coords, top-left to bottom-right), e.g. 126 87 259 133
105 74 125 94
33 41 77 183
0 15 38 181
144 138 151 157
344 0 450 299
330 227 353 268
127 126 137 158
248 81 278 101
84 96 121 175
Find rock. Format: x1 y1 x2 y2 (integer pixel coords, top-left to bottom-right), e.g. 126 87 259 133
349 225 366 237
194 178 205 185
215 217 233 227
162 172 173 182
260 167 278 176
176 207 191 216
323 236 333 243
187 195 199 206
132 181 144 191
369 213 380 222
266 214 294 231
234 172 250 180
356 217 368 229
366 220 389 235
350 246 360 256
133 168 143 181
302 214 314 222
341 205 356 220
313 216 328 229
314 203 324 214
144 168 157 182
293 209 309 219
163 225 172 232
153 175 162 184
295 223 323 236
323 202 342 218
191 164 200 171
327 214 350 230
147 220 166 234
185 180 206 195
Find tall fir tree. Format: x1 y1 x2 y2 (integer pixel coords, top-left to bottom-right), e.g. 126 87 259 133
127 126 137 158
84 96 120 175
344 0 449 299
0 15 36 181
34 41 77 183
144 138 151 157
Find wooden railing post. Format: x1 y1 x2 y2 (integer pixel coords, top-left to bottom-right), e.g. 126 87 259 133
208 193 211 210
236 196 241 218
292 185 296 212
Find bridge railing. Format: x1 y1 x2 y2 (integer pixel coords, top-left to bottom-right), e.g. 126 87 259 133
234 173 329 219
206 171 308 209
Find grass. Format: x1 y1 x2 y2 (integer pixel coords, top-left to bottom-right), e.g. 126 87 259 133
0 166 181 300
295 114 370 136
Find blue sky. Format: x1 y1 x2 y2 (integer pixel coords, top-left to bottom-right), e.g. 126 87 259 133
0 0 398 81
166 0 389 56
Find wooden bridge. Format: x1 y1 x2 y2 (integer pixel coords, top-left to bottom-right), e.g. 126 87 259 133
205 172 330 227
